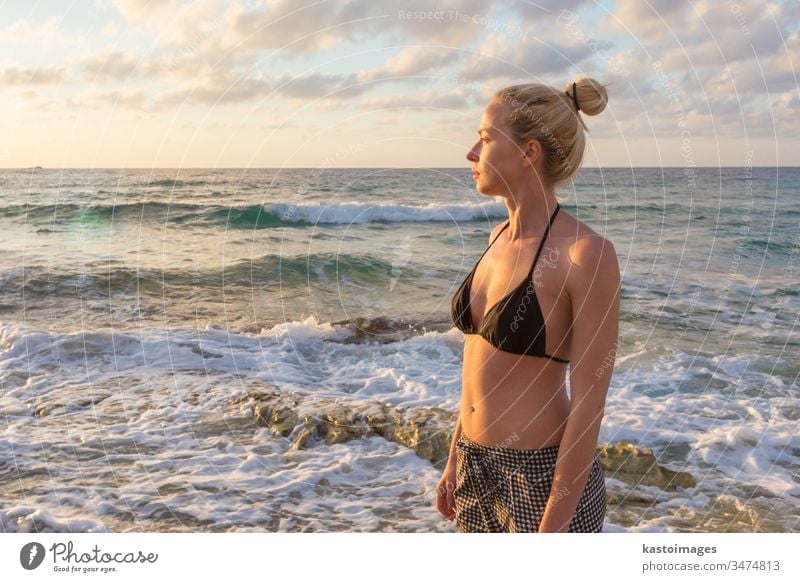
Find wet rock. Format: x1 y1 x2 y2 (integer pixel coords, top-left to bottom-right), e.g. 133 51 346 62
321 406 373 444
289 418 318 450
247 392 300 437
234 391 697 493
34 389 112 418
597 441 697 491
373 406 453 465
239 390 454 462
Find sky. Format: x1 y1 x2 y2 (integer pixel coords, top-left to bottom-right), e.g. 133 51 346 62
1 0 799 168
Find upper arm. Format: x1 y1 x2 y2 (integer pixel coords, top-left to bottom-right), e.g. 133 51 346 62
565 235 621 415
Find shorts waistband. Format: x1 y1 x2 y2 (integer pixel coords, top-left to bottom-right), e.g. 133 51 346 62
457 431 561 458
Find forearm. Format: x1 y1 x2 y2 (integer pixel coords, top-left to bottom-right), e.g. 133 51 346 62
447 411 463 465
538 406 604 532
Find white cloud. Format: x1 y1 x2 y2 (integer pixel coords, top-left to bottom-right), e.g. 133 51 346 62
584 0 800 142
358 87 471 111
1 64 67 85
3 0 796 163
602 0 792 70
77 44 260 85
113 0 180 18
0 17 80 47
65 87 149 111
380 46 462 77
112 0 505 57
113 0 222 48
219 0 495 54
152 73 271 109
457 33 600 83
599 0 692 43
17 88 56 112
271 72 373 100
81 49 149 80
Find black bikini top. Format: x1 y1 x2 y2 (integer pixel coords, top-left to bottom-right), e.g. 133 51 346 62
450 203 569 364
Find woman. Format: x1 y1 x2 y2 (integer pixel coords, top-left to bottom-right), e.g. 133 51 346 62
435 77 620 533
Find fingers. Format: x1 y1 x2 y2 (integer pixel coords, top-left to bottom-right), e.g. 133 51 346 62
435 480 457 521
437 498 454 520
446 490 456 520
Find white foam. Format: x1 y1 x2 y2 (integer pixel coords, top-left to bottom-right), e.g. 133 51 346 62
1 319 798 531
0 505 109 533
266 200 506 224
693 424 800 497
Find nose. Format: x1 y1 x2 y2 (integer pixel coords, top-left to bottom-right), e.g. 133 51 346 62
466 140 480 163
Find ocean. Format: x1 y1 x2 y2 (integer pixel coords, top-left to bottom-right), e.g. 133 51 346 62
0 166 798 532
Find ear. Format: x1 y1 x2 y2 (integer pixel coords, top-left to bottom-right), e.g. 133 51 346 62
522 139 543 168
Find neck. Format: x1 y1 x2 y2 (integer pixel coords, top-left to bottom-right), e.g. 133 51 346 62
502 186 560 241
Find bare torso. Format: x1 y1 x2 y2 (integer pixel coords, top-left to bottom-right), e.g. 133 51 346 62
460 211 596 450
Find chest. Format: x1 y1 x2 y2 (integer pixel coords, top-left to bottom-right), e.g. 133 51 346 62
469 237 570 330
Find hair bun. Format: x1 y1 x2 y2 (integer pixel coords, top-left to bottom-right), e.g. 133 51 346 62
567 77 609 116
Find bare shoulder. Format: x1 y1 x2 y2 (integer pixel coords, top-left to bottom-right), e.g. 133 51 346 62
557 213 620 293
568 228 618 267
554 209 617 260
488 219 508 244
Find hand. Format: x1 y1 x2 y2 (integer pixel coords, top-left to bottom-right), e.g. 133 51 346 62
435 462 457 521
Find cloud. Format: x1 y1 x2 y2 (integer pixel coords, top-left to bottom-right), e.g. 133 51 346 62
99 0 608 112
514 0 592 11
584 0 799 141
1 65 67 85
146 68 386 110
113 0 220 47
271 72 373 99
113 0 500 57
650 4 786 71
221 0 370 55
16 88 56 112
457 33 602 83
81 49 152 80
113 0 180 18
358 88 471 111
363 46 463 80
599 0 692 43
644 25 799 99
9 0 793 150
719 56 800 96
0 17 80 47
601 0 791 69
354 46 465 90
220 0 498 54
65 88 149 111
78 44 260 85
152 73 271 108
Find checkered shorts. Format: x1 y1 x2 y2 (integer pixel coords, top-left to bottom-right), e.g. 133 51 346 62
453 432 607 533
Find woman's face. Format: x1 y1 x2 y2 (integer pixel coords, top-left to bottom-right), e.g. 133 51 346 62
466 99 540 196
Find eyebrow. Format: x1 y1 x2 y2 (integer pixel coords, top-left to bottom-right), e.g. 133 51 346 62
478 128 491 135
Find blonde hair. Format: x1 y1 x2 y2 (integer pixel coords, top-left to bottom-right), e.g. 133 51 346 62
492 76 609 192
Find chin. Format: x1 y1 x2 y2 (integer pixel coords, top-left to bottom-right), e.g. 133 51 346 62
474 175 498 196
